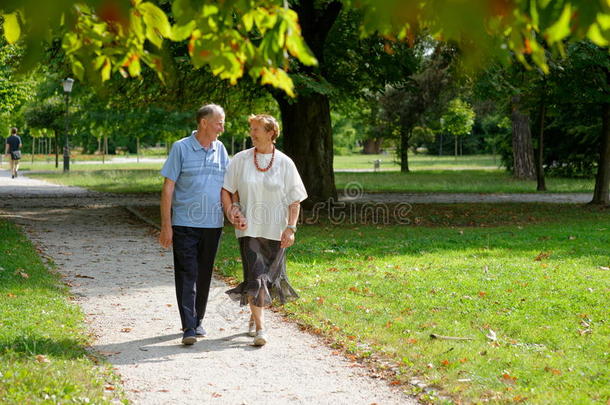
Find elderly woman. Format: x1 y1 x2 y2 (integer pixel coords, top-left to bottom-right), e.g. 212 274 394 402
221 114 307 346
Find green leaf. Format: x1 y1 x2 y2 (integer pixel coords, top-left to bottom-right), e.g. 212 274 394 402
3 13 21 44
544 3 572 43
172 0 194 25
127 58 140 77
587 23 609 47
260 67 295 97
170 21 195 41
101 58 112 81
71 58 85 81
138 2 171 48
243 11 254 32
286 34 317 66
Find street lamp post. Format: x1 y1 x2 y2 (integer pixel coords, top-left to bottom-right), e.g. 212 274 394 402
62 78 74 172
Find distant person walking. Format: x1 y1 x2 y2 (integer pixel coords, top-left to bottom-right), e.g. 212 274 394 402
159 104 230 345
5 128 22 179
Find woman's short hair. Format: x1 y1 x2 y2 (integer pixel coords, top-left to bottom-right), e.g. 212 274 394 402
196 104 224 124
10 127 17 135
248 114 280 142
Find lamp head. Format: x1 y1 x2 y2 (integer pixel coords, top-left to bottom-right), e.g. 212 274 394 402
62 78 74 93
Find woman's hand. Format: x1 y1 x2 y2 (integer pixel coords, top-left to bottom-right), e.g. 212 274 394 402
280 228 295 248
229 207 247 230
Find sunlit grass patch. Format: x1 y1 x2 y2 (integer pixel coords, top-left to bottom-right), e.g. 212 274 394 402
213 205 610 403
0 220 122 404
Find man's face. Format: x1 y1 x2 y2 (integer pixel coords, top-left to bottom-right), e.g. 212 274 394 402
203 113 225 137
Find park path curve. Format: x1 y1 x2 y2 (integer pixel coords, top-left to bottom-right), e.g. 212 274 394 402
0 170 414 405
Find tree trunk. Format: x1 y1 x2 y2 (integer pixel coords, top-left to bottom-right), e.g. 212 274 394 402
275 93 337 207
591 72 610 205
511 96 536 179
54 131 59 168
363 138 381 154
269 0 342 206
535 99 547 191
400 131 410 172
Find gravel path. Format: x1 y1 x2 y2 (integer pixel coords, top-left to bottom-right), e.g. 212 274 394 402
0 170 414 405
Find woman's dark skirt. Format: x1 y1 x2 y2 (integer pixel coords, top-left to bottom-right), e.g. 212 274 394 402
225 237 299 307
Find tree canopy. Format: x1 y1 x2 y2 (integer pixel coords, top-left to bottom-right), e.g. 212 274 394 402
2 1 609 96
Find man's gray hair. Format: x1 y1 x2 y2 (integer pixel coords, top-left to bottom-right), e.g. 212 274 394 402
196 104 224 124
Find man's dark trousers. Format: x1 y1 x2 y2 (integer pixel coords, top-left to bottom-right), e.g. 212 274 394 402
172 226 222 330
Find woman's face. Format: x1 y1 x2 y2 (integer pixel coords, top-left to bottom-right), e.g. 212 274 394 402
249 121 274 147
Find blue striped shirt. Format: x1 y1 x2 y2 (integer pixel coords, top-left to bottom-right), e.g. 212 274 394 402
161 132 229 228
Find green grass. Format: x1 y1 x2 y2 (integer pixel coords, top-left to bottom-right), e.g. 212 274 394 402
333 154 500 171
335 170 595 193
134 203 610 404
31 169 165 193
16 161 164 172
29 168 594 194
0 220 123 404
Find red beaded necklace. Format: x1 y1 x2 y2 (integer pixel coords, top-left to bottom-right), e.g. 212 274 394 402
254 146 275 172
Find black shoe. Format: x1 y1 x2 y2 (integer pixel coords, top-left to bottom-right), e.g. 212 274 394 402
11 175 14 179
182 328 197 345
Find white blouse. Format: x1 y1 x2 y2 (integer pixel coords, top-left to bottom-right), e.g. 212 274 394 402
223 148 308 241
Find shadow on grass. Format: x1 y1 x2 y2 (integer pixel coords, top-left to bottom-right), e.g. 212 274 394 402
0 336 89 359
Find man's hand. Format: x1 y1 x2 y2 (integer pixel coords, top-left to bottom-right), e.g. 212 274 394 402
159 226 172 249
280 228 295 248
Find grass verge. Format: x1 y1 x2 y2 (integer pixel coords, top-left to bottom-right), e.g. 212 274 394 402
134 203 609 404
335 171 594 193
29 169 593 194
0 219 123 404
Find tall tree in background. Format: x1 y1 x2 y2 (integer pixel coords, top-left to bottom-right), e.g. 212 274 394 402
441 98 476 158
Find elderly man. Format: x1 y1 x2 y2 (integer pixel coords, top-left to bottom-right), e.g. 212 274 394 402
159 104 229 345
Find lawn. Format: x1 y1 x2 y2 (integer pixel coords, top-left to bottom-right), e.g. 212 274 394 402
333 154 500 171
28 168 594 195
133 203 610 404
0 220 122 404
334 171 595 193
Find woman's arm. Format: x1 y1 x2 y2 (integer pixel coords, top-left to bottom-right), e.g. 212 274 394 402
280 201 300 248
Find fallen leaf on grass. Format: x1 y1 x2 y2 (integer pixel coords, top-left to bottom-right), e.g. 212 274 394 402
327 267 339 272
105 386 115 391
406 338 418 344
534 252 551 261
35 355 50 363
500 372 517 384
478 291 487 297
486 329 497 342
544 367 562 375
6 293 16 298
599 266 610 271
15 271 29 279
390 380 401 386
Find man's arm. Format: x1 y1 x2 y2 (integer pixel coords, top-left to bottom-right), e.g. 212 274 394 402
159 178 175 248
